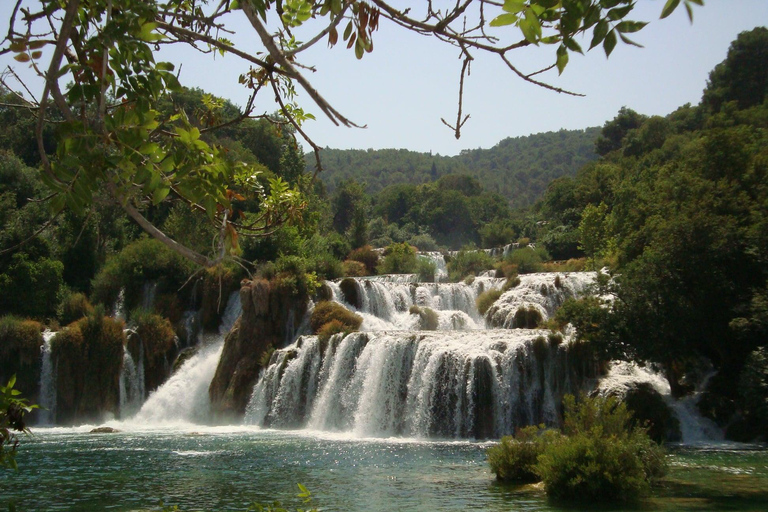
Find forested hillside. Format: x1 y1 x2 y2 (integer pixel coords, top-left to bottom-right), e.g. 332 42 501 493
311 127 600 208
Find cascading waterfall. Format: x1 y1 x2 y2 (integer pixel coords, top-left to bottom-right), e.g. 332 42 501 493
417 252 448 282
596 362 724 444
327 276 506 331
124 291 241 425
245 329 589 439
487 272 596 327
119 342 145 418
37 331 57 425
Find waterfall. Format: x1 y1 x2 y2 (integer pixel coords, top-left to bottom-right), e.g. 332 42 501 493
246 330 589 439
124 291 241 425
37 331 57 425
596 362 724 443
119 343 145 418
487 272 596 327
417 252 448 282
327 276 506 331
130 341 224 425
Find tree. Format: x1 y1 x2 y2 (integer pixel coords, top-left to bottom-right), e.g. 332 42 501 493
0 0 702 267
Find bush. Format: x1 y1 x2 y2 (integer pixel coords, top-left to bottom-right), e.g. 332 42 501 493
447 249 494 282
379 242 417 274
416 258 437 283
536 395 667 503
338 278 361 309
90 238 196 311
420 307 439 330
476 289 502 316
501 275 521 292
514 306 543 328
347 245 379 275
272 255 321 299
316 319 348 343
132 309 177 362
342 260 368 277
506 247 550 274
201 264 243 330
487 425 556 482
0 316 43 389
59 292 94 326
310 301 362 334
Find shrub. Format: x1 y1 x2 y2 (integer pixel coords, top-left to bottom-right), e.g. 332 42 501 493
542 258 587 273
310 301 362 334
347 245 379 275
416 258 437 283
514 306 543 328
487 425 556 482
132 309 177 362
342 260 368 277
476 289 502 316
506 247 550 274
59 292 94 327
494 261 518 279
501 275 521 292
0 316 43 389
419 307 439 330
447 249 494 282
272 255 321 299
379 242 417 274
316 319 349 343
309 253 343 280
536 394 667 503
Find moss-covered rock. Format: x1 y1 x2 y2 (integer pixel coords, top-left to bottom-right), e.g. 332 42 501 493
339 278 361 309
310 301 362 334
0 316 43 402
129 311 178 393
208 277 309 420
623 382 681 443
51 311 125 424
514 306 543 329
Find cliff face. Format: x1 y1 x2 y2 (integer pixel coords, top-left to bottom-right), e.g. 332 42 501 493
208 279 307 420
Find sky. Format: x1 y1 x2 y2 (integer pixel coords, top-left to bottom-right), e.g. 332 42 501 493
1 1 767 156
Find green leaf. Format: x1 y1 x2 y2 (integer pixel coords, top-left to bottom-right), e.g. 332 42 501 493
590 20 609 50
152 185 170 205
502 0 526 14
618 33 643 48
490 13 518 27
607 5 633 21
660 0 681 19
13 53 30 63
563 37 583 54
615 21 648 33
603 29 617 57
556 45 569 75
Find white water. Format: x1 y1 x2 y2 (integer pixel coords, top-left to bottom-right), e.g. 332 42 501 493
119 343 145 418
37 331 57 425
327 276 506 331
597 361 724 444
246 330 586 439
487 272 596 327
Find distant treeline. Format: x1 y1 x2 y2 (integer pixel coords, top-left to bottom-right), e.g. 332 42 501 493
310 127 601 209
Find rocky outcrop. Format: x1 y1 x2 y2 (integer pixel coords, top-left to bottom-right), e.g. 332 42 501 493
52 315 125 424
208 279 308 420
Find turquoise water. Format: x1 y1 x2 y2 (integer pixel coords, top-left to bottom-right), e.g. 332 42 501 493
2 427 767 511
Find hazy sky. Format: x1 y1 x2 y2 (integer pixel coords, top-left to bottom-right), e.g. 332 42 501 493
1 1 767 156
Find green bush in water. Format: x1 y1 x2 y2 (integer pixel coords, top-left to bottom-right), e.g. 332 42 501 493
347 245 380 275
506 246 550 274
476 289 502 316
487 425 557 482
416 258 437 283
536 394 667 503
0 316 43 390
420 307 439 330
379 242 417 274
447 249 494 282
310 301 362 335
514 306 543 329
487 394 667 504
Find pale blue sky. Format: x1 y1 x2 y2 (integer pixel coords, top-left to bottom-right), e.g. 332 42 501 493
2 1 767 156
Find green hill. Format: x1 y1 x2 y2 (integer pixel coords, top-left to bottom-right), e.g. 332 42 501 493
309 127 600 208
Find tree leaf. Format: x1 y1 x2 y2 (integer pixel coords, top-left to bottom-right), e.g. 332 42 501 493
590 20 609 50
490 13 518 27
615 21 648 33
660 0 681 19
603 29 617 57
556 45 569 75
